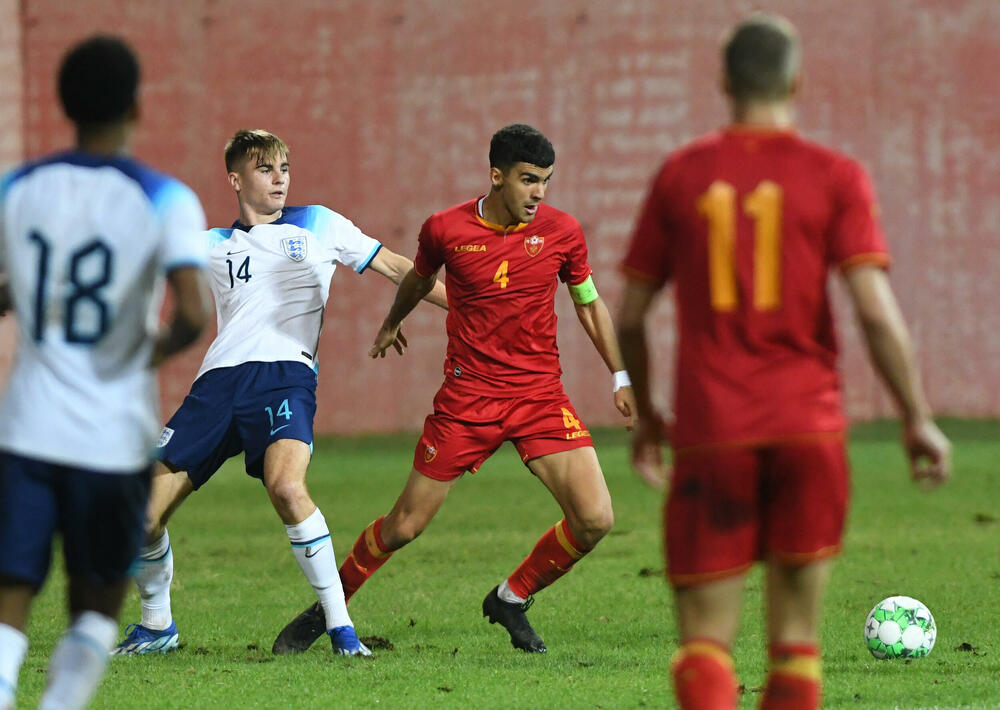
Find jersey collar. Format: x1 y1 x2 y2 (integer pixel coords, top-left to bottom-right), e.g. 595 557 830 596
475 195 530 234
231 209 286 231
725 123 797 137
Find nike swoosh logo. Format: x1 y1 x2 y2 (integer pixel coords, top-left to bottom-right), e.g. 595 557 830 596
304 545 326 558
227 249 248 255
270 424 290 436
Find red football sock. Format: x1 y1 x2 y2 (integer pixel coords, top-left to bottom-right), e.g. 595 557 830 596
505 519 587 599
338 516 393 603
671 639 738 710
760 642 821 710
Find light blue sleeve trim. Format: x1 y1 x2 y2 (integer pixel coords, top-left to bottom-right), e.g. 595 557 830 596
151 179 198 218
0 169 17 201
207 228 234 249
356 243 383 274
304 205 334 245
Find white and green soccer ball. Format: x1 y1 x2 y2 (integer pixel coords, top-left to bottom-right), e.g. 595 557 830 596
864 596 936 659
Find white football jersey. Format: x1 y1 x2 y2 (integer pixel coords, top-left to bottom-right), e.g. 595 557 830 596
196 205 381 378
0 152 207 472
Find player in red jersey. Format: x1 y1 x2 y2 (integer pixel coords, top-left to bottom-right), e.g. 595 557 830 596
273 123 636 655
617 14 951 710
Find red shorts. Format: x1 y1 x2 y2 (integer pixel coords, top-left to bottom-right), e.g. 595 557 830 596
664 434 849 587
413 384 593 481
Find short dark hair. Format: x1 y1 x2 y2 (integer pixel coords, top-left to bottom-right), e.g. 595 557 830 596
724 14 800 102
58 35 140 126
489 124 555 173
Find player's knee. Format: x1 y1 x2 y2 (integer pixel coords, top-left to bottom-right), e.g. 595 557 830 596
144 501 171 538
266 478 311 518
144 520 166 542
574 505 614 550
382 512 428 549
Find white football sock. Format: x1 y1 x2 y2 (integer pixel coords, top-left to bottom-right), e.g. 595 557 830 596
135 530 173 630
38 611 117 710
498 580 527 605
0 623 28 710
285 507 352 630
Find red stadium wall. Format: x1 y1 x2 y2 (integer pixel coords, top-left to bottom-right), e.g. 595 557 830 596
0 0 21 387
5 0 1000 434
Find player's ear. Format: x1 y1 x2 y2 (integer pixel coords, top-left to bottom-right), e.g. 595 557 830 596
489 166 504 190
788 72 801 98
721 71 733 98
228 170 241 193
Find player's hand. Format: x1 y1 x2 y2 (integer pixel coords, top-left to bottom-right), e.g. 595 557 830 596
369 320 407 358
631 414 671 490
903 417 952 488
614 385 637 431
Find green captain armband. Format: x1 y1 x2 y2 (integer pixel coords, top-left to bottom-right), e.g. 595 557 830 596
568 275 599 305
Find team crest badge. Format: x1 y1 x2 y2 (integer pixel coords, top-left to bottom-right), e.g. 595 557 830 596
424 444 438 463
523 234 544 257
156 427 174 448
281 236 308 262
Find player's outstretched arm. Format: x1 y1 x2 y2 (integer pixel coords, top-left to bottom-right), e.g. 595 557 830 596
368 247 448 310
152 266 211 367
571 290 636 430
617 277 670 488
844 264 952 486
369 267 437 358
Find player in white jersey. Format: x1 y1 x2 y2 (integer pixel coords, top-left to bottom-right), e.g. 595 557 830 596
113 129 447 657
0 37 210 710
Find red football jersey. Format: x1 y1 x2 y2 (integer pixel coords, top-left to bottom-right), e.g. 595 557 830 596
414 198 592 394
623 127 890 449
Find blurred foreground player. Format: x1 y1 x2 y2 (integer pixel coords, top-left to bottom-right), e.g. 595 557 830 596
275 123 636 655
617 14 952 710
0 37 209 709
113 129 447 658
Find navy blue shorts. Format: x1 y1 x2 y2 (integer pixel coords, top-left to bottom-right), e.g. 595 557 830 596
0 451 151 590
157 361 317 489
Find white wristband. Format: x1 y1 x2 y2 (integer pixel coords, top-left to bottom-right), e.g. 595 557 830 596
612 370 631 392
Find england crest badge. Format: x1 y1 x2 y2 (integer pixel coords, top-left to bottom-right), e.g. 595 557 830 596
281 236 308 262
524 234 544 257
156 427 174 448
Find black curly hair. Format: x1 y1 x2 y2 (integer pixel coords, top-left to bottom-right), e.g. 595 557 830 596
58 35 139 127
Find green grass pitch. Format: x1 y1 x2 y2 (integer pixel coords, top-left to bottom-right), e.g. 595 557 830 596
14 419 1000 709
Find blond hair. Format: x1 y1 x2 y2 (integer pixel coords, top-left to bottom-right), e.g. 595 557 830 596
224 129 289 172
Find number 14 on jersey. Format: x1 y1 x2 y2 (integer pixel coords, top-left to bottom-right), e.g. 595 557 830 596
227 256 252 288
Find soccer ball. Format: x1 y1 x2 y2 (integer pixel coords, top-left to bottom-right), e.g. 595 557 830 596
864 596 936 659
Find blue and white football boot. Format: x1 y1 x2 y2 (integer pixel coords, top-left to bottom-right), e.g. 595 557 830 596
328 625 372 657
111 621 180 656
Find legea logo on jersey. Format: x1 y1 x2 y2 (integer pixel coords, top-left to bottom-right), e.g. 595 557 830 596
281 236 308 262
524 234 544 257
